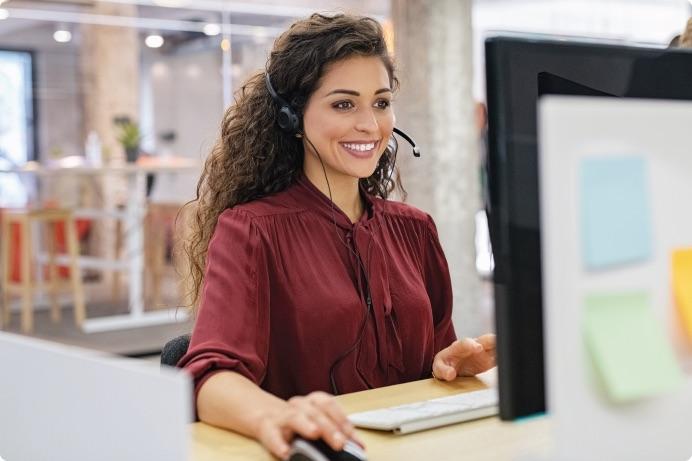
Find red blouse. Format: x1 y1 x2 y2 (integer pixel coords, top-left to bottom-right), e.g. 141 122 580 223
178 175 457 401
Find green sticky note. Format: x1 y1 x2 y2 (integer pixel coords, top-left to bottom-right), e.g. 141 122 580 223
583 292 683 403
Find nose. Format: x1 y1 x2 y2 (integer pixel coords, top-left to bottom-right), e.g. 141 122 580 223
354 107 379 133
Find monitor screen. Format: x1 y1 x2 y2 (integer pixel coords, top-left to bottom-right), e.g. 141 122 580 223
484 35 692 420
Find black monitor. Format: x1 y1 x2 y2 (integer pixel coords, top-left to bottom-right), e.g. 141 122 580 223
484 35 692 420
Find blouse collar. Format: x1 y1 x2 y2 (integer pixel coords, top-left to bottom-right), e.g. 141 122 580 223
293 173 375 230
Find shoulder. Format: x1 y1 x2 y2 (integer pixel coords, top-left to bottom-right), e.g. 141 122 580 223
220 186 307 223
373 197 434 227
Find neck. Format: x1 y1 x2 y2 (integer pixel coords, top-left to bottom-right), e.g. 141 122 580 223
303 164 363 223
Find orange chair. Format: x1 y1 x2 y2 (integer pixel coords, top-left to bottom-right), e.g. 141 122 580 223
0 209 85 333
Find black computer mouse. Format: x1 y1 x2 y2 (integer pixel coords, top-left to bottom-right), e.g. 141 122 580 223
288 436 367 461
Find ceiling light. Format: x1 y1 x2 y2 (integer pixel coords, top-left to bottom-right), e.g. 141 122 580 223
145 34 164 48
220 38 230 51
0 9 8 20
203 23 220 36
53 29 72 43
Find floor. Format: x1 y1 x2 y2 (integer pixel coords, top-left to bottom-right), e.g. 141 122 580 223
1 275 193 357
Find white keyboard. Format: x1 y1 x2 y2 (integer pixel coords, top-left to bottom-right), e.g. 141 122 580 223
348 388 498 435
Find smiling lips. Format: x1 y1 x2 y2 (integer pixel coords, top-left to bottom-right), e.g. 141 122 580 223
339 140 379 158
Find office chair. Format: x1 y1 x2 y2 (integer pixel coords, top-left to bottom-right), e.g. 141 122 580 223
160 334 190 367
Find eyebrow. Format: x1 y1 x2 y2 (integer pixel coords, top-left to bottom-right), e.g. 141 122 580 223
325 88 392 97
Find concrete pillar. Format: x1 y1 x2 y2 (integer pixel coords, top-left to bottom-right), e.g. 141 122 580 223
80 3 140 162
79 4 140 285
391 0 486 337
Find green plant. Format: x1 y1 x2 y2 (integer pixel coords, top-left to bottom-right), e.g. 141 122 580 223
115 120 142 150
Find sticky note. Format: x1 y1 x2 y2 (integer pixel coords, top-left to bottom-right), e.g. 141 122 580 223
580 156 651 269
583 292 682 403
671 249 692 342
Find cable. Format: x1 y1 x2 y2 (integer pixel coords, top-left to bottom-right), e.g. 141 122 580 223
302 134 376 395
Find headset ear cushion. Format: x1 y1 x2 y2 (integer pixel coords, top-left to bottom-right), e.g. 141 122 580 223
278 108 293 132
278 106 300 134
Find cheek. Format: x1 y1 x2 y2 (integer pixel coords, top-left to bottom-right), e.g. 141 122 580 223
308 117 349 146
380 113 395 133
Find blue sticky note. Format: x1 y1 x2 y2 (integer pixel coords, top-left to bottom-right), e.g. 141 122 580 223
580 156 651 269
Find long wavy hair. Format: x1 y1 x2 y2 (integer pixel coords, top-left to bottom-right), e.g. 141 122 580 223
182 13 405 310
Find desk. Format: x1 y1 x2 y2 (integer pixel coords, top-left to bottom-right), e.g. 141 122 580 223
0 159 198 332
190 378 552 461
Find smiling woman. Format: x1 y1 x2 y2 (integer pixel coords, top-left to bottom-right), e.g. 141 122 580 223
178 12 495 460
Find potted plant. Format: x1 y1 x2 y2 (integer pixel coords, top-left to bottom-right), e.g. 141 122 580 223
114 116 142 163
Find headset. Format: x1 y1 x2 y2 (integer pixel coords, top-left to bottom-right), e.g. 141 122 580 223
265 71 421 394
265 72 421 157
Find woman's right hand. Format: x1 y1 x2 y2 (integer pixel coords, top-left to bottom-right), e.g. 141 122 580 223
254 391 361 460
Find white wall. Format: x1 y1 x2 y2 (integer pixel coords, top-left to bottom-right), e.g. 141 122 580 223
472 0 692 100
142 43 224 203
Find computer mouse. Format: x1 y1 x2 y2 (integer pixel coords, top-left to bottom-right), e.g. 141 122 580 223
288 436 367 461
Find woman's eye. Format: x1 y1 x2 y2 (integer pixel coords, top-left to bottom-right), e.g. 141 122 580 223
375 99 391 109
333 101 354 110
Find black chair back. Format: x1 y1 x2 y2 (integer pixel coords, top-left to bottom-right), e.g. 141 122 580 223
160 334 190 368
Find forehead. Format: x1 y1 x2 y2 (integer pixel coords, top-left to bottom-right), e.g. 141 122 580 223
316 56 391 93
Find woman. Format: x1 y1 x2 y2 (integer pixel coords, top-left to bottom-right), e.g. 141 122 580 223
179 13 496 460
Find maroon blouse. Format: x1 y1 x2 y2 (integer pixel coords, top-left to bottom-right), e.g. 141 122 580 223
178 175 457 401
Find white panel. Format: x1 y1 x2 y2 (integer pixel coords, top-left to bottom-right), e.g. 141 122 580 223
0 332 191 461
539 96 692 461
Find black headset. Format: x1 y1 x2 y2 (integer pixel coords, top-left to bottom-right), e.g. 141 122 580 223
265 72 302 135
265 72 420 157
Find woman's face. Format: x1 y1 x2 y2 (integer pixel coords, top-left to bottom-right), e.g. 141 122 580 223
301 55 395 181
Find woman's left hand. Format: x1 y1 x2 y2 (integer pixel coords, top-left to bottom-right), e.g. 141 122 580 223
432 334 496 381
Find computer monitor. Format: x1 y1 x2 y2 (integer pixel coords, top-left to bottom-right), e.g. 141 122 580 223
484 34 692 420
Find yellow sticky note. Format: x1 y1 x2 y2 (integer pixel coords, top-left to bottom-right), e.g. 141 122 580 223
671 249 692 342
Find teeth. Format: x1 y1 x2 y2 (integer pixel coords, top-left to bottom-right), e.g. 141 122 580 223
343 142 376 151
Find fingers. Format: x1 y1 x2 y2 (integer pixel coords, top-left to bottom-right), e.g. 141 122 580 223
434 336 494 381
453 337 484 357
257 393 363 460
287 393 353 451
257 419 292 460
475 334 496 351
432 360 458 381
307 392 356 439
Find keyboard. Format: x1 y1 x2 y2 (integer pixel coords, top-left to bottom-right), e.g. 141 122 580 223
348 388 498 434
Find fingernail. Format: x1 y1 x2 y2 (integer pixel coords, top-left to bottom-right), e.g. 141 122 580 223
333 431 345 446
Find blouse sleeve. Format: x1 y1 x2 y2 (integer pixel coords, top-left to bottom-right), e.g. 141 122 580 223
423 215 457 353
177 208 270 402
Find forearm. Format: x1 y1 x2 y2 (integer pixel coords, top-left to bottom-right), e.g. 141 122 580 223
197 370 287 438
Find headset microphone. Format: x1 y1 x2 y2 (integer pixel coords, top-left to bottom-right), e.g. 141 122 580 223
392 127 421 157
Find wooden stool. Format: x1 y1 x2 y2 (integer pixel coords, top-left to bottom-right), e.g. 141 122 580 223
145 203 186 308
0 209 86 333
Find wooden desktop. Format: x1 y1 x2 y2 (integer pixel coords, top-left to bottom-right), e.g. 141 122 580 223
190 377 551 461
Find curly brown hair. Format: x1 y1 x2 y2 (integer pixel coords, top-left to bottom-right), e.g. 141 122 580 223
182 13 404 310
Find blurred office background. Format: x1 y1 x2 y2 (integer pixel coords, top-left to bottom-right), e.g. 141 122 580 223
0 0 689 358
